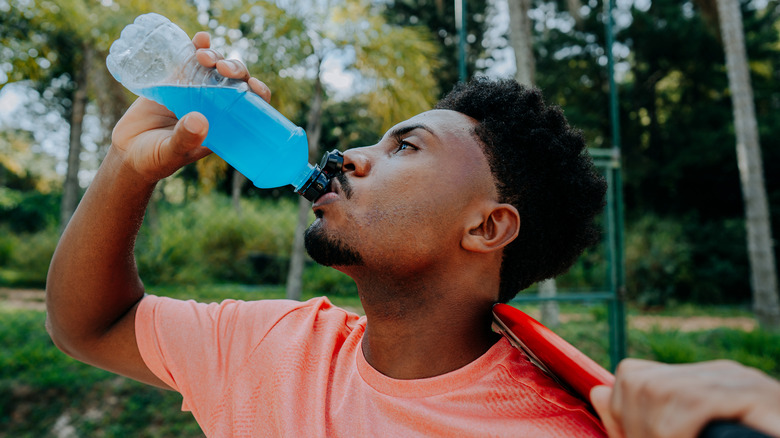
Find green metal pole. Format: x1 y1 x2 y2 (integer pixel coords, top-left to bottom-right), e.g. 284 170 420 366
606 0 620 147
455 0 467 82
615 164 627 362
604 0 627 367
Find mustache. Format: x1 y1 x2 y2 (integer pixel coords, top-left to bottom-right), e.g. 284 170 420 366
336 172 353 199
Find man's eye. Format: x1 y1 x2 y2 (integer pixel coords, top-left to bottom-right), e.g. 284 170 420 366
396 141 416 152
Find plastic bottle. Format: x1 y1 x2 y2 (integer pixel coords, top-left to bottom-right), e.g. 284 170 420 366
106 13 341 201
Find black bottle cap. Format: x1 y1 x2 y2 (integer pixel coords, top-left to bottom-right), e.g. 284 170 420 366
296 149 344 202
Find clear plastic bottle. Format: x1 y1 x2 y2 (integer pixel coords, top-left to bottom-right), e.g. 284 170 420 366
106 13 341 200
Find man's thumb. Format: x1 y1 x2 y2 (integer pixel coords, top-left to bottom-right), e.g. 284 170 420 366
172 112 209 153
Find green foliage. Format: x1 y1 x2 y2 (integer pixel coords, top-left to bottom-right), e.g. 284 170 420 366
0 224 59 288
632 326 780 377
685 218 751 304
533 0 779 308
303 264 358 297
0 231 13 268
337 0 442 131
555 237 609 292
0 189 60 233
383 0 492 93
625 215 693 308
135 194 300 286
644 329 700 364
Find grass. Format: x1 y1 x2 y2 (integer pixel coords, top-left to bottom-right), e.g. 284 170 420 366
1 286 778 436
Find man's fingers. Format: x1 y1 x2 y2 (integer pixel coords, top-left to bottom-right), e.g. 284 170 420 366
614 358 657 374
192 31 211 49
216 59 251 81
196 48 224 69
248 77 272 103
590 385 624 438
191 32 269 101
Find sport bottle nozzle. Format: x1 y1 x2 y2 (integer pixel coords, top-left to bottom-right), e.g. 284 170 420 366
297 149 344 202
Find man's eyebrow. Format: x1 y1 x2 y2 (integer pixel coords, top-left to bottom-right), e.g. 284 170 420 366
389 124 437 141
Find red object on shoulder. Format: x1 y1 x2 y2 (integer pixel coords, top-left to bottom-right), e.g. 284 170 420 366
492 303 615 403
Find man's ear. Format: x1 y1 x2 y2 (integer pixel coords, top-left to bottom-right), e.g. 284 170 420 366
462 203 520 253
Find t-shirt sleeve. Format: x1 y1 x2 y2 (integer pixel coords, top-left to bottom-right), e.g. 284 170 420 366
135 295 313 416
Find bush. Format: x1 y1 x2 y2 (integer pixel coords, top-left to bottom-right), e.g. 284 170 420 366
0 225 59 287
555 243 609 291
136 194 303 286
684 218 750 304
0 189 60 233
625 215 693 308
630 326 780 378
136 205 207 285
303 264 357 297
0 226 13 267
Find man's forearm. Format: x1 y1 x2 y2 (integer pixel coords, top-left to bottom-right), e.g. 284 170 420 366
46 148 157 357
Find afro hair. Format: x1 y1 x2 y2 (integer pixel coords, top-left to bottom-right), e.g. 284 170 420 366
435 77 607 303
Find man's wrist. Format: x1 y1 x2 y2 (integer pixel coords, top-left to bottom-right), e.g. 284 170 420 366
102 144 162 190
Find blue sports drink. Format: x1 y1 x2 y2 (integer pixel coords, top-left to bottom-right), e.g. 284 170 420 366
107 13 342 201
139 85 313 189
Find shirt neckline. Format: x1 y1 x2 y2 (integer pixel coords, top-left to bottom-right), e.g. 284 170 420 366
355 319 513 398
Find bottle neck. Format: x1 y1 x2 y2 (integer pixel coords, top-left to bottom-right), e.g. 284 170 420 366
293 164 318 192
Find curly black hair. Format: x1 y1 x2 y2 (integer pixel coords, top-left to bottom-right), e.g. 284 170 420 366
435 77 607 303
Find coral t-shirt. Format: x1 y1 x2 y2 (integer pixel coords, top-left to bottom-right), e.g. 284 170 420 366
136 295 606 437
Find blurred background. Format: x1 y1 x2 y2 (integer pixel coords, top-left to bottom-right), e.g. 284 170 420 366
1 0 779 436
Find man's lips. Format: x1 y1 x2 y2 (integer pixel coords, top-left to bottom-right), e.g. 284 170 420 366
312 178 342 208
312 191 338 208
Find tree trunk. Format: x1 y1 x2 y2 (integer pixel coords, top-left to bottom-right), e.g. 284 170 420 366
566 0 583 29
59 46 91 230
716 0 780 329
232 170 246 215
287 196 311 301
538 279 560 328
286 70 325 300
508 0 535 86
508 0 559 326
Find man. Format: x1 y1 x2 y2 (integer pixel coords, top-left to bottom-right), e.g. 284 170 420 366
46 33 780 437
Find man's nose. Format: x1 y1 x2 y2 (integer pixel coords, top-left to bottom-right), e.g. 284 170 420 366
342 146 372 177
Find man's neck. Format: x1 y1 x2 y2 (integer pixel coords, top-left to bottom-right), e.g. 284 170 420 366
355 275 501 380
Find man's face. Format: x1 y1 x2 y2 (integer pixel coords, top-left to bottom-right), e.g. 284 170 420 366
304 109 497 276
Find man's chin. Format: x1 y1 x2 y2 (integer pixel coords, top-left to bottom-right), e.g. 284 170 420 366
304 223 363 267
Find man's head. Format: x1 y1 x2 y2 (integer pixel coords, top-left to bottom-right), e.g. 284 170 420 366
435 77 607 302
304 109 507 286
305 77 605 304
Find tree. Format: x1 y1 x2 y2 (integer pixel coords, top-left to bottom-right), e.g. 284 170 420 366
506 0 561 326
0 1 199 229
710 0 779 329
508 0 535 85
382 0 492 91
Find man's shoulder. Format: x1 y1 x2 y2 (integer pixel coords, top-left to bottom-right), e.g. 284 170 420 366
141 294 353 318
138 294 362 347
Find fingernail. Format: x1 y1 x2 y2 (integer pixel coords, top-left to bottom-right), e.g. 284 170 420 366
183 115 205 134
226 60 240 73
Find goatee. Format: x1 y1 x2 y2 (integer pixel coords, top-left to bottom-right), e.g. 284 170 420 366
304 221 363 267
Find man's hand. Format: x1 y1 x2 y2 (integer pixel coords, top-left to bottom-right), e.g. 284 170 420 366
590 358 780 438
110 32 272 183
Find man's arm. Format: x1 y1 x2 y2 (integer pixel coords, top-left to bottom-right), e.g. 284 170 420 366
590 358 780 438
45 33 270 388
